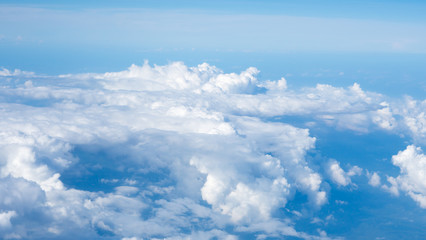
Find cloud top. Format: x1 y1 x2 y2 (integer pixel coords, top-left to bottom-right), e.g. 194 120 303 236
0 61 424 239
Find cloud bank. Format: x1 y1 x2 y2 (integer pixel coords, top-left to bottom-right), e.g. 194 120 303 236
0 61 424 239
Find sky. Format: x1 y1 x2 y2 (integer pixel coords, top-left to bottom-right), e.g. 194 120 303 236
0 1 426 240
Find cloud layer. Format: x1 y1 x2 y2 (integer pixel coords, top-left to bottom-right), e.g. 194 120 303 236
0 62 424 239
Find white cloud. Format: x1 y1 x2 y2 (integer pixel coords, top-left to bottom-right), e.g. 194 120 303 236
347 166 363 177
201 66 259 93
0 145 64 192
385 145 426 208
382 176 400 196
395 97 426 143
327 160 362 187
372 102 396 130
69 61 259 94
0 61 422 239
99 61 205 91
327 160 351 187
0 68 34 77
259 77 288 92
0 62 327 239
368 172 381 187
0 211 16 228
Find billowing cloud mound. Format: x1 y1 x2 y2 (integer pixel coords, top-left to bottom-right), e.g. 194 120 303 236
0 61 424 239
385 145 426 208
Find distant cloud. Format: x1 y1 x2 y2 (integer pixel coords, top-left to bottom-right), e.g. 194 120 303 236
0 68 34 77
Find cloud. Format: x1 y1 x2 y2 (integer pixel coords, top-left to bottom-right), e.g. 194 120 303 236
384 145 426 208
67 61 260 94
3 62 396 134
258 77 288 92
0 68 34 77
0 61 423 239
0 211 16 228
394 97 426 143
371 102 397 130
0 176 49 238
0 145 64 192
327 160 351 187
0 62 333 239
326 160 363 187
367 172 381 187
347 166 363 177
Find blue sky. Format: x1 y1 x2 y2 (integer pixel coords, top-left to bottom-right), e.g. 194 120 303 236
1 0 426 97
0 1 426 240
2 0 426 53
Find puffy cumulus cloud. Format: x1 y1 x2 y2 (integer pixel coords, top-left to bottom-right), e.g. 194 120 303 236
2 62 399 134
187 117 325 224
0 61 418 239
0 177 46 213
384 145 426 208
327 160 351 187
200 67 259 93
230 117 326 207
367 171 381 187
258 77 288 92
392 97 426 143
347 166 363 177
326 160 362 187
99 61 206 91
372 102 396 130
0 145 64 192
64 61 260 94
0 176 50 238
206 82 397 134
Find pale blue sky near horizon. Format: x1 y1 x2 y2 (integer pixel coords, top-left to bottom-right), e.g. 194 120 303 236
1 0 426 98
2 1 426 52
